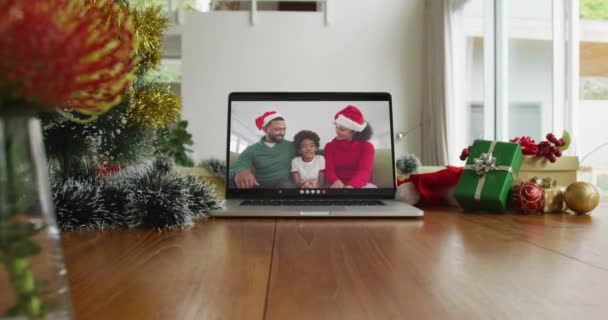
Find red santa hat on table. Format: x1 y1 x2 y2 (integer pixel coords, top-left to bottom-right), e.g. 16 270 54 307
396 166 463 207
334 105 367 132
255 111 284 130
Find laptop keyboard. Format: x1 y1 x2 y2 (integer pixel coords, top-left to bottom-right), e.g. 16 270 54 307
240 200 386 206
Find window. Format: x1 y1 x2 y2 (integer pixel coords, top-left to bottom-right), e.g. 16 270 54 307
456 0 556 150
578 0 608 193
230 134 239 153
505 0 554 141
451 0 489 162
237 141 249 153
509 103 543 139
229 134 253 154
454 0 607 194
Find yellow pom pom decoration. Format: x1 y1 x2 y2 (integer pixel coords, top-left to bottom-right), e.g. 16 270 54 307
128 84 181 129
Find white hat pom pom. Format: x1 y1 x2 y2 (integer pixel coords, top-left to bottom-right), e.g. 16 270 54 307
396 182 420 205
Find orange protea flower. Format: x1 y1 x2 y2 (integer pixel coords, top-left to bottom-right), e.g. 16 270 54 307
0 0 136 119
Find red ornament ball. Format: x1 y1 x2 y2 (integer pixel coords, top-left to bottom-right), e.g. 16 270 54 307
511 182 544 213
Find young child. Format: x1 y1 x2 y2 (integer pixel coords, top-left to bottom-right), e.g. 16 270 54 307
291 130 325 188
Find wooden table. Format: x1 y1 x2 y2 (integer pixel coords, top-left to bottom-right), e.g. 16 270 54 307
60 205 608 320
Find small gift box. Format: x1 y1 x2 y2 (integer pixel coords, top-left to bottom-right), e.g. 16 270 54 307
454 140 523 212
543 187 566 213
523 177 566 213
529 177 567 213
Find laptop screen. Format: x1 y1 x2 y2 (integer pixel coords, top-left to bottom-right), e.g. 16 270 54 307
226 93 396 198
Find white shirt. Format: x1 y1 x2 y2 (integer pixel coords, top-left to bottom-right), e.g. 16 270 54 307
291 155 325 183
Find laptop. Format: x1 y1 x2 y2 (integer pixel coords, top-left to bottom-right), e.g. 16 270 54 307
209 92 423 217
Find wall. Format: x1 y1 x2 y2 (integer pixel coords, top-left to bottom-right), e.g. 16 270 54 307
181 0 425 161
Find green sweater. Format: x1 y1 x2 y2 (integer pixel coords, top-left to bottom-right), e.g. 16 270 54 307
229 139 296 184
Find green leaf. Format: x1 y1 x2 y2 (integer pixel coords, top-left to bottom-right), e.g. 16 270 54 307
3 305 19 317
559 130 571 151
7 238 42 258
8 257 30 275
26 296 44 317
154 119 194 166
1 221 41 241
16 268 35 293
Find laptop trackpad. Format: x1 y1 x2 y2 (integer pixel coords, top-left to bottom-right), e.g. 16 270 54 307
300 211 330 216
300 206 347 215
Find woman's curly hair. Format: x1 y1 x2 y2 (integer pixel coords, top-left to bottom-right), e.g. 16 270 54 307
293 130 321 154
353 123 373 141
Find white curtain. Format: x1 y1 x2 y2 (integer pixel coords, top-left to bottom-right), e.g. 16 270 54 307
421 0 466 165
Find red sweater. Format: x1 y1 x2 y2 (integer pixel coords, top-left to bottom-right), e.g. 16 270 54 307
324 138 375 188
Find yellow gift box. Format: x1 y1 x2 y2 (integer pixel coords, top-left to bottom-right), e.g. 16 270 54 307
515 156 579 187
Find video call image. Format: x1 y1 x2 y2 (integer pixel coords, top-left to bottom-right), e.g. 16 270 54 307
228 101 393 190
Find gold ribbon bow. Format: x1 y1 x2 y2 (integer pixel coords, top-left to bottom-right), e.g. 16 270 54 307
530 176 557 189
464 141 516 202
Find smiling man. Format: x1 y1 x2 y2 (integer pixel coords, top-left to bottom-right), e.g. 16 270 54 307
228 111 296 189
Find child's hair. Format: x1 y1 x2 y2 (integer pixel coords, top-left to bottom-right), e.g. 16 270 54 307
353 123 373 141
293 130 321 154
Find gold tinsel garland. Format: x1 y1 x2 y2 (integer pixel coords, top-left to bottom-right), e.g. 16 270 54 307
128 84 181 129
131 4 168 73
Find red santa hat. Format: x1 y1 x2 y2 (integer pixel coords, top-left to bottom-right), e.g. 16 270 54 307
334 105 367 132
396 166 463 207
255 111 284 130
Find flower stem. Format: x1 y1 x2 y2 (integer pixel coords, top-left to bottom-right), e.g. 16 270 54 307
0 117 47 319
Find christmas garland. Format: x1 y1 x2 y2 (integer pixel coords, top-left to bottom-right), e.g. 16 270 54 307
52 158 222 231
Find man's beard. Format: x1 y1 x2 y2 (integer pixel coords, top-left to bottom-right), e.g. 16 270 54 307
269 135 284 143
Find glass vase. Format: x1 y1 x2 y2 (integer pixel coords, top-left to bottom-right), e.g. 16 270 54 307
0 116 73 319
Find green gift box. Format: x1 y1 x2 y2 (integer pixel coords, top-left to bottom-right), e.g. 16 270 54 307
454 140 523 212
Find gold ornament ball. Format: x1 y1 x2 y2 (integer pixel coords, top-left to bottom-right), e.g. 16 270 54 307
564 182 600 214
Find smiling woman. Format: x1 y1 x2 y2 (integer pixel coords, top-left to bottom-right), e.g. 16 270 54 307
324 105 377 189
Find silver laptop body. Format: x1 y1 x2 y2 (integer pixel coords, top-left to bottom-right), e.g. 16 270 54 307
209 92 423 218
